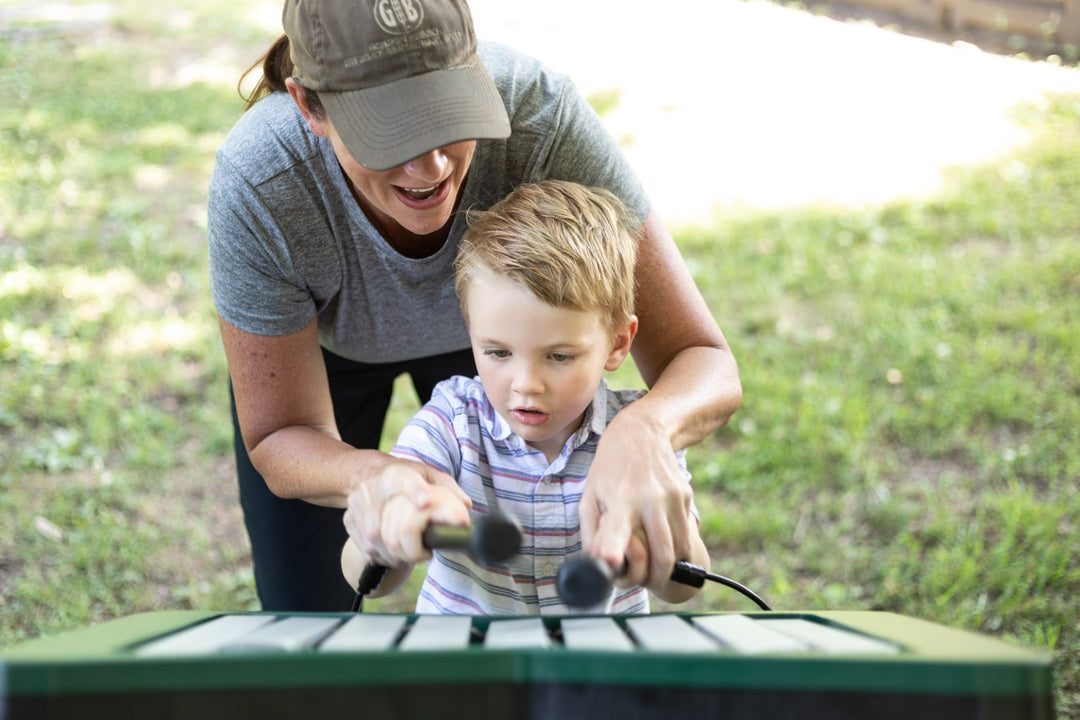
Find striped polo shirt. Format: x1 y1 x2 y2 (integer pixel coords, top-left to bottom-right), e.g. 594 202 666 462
390 375 692 615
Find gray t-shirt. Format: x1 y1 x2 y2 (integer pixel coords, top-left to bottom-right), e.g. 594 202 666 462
208 41 650 364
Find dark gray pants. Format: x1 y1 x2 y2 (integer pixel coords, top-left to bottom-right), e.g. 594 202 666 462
231 346 477 612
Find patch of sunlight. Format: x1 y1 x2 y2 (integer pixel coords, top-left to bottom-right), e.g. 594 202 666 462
2 321 49 359
1 263 208 360
109 317 205 355
1 318 89 363
196 132 227 154
3 263 138 322
36 155 59 183
171 58 245 89
135 165 171 190
62 268 137 322
176 2 282 97
1 264 44 296
248 1 283 33
135 123 192 149
0 3 115 25
165 9 198 32
59 267 137 298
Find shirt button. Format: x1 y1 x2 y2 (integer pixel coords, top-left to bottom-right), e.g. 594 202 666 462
542 563 555 576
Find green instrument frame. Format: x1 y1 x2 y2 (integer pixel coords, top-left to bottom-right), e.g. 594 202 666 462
1 610 1054 720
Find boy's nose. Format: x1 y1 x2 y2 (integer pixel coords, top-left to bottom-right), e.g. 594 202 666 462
511 363 544 396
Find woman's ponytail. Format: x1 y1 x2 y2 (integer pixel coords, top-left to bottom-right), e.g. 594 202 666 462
239 34 293 111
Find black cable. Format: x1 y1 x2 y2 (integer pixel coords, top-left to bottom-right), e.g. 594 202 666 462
351 562 390 613
557 556 773 611
671 560 772 611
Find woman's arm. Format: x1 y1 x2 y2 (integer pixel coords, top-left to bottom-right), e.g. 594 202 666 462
624 210 742 446
220 315 471 505
221 315 472 575
580 209 742 594
220 315 373 505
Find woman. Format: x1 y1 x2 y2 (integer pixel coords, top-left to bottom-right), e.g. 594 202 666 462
208 0 741 611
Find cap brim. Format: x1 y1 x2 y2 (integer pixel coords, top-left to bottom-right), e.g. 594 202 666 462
321 56 510 172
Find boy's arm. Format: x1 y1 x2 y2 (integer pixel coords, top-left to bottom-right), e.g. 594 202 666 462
340 532 413 599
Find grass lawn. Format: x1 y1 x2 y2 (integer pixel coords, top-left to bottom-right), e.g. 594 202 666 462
1 0 1077 715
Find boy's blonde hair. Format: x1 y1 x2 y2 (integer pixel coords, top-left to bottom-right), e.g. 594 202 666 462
455 180 638 331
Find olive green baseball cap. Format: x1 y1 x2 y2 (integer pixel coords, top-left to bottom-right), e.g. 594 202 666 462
283 0 510 171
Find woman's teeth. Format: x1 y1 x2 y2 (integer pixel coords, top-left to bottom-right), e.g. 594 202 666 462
401 184 439 200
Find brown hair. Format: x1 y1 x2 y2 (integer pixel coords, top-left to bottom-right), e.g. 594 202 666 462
455 181 638 332
238 34 325 118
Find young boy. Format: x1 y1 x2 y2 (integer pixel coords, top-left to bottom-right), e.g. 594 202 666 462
342 180 710 614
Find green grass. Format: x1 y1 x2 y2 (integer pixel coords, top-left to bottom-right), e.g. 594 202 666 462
2 1 1078 715
670 93 1080 713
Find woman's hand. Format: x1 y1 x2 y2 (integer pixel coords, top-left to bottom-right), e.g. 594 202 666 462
579 405 695 594
343 457 473 568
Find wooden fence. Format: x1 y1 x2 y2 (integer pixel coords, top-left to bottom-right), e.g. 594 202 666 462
837 0 1080 45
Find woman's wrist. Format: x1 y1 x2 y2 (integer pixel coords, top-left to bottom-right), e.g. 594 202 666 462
634 345 742 452
606 393 673 448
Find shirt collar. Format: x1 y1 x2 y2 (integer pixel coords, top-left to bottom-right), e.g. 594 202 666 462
576 378 611 444
483 389 513 442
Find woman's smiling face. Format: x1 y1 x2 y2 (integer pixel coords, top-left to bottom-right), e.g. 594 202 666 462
326 124 476 243
287 80 476 248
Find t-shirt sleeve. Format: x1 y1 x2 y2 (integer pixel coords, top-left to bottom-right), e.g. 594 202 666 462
537 77 651 225
206 152 318 336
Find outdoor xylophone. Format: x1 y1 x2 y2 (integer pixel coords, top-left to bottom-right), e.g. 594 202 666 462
0 608 1054 719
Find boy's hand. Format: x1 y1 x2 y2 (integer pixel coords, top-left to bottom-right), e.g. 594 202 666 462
344 457 472 567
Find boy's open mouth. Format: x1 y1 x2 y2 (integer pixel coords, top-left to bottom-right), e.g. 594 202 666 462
512 407 549 426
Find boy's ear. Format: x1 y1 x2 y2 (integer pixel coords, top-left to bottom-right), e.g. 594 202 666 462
604 315 638 372
285 78 330 138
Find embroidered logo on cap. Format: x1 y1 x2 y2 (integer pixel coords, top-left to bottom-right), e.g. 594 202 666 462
374 0 424 35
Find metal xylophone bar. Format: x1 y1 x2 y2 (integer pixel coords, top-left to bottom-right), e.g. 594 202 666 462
134 613 901 657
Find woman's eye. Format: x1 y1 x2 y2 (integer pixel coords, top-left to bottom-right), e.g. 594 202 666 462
485 348 510 359
549 353 574 363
